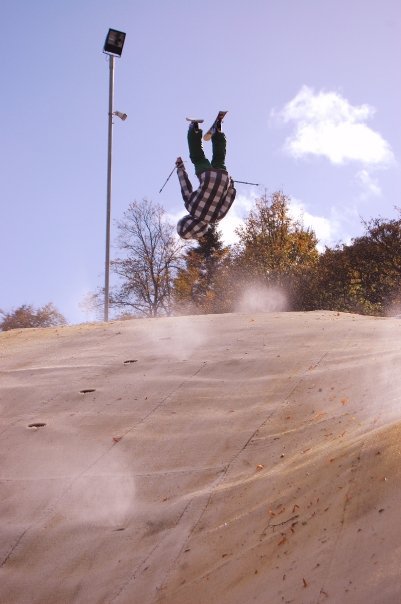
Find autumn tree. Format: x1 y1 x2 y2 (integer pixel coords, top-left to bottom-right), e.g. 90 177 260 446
304 245 363 312
110 199 185 317
234 191 319 309
350 212 401 314
310 210 401 315
0 303 66 331
173 224 233 314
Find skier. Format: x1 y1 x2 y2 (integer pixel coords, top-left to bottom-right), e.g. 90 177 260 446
176 119 236 239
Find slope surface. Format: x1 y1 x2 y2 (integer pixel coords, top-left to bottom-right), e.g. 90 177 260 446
1 311 400 604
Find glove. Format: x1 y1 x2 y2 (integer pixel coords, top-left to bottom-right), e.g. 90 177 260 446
176 156 185 169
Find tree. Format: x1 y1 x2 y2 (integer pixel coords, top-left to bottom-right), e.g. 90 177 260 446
0 303 66 331
310 210 401 315
173 224 233 314
234 191 319 309
110 199 185 317
307 245 367 313
350 212 401 314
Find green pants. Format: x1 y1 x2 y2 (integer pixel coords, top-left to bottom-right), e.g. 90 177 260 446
187 128 227 175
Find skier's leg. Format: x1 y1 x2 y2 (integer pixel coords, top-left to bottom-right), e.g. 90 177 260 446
187 124 211 176
211 130 227 171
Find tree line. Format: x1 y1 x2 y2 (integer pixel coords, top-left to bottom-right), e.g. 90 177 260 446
100 192 401 319
2 192 400 330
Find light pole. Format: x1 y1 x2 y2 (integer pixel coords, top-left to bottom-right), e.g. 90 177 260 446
103 28 126 322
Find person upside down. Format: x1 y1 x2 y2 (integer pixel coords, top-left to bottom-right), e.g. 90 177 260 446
176 119 236 239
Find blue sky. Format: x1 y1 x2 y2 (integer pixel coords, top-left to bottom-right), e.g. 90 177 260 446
1 0 400 323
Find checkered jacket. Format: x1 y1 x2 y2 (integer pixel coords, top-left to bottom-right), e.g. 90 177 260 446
177 166 236 238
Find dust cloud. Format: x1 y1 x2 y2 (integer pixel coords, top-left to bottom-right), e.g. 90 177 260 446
144 315 208 360
64 471 135 527
236 284 288 313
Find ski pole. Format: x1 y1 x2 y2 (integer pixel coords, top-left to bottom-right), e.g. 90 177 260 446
233 179 260 186
159 165 177 194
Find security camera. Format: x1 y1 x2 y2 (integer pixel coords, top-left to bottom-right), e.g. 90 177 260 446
113 111 127 121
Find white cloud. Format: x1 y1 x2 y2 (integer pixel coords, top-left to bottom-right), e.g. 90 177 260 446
274 86 394 167
288 198 343 250
355 169 382 199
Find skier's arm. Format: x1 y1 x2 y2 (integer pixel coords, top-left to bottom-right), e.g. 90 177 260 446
227 177 237 203
214 178 237 221
223 178 237 212
176 158 193 207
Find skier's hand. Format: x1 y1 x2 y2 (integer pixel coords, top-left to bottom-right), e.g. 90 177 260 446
176 156 184 169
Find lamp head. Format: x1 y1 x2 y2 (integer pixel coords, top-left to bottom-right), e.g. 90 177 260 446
103 29 126 57
113 111 128 121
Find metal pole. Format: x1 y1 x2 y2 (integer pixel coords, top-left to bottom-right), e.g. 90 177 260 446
104 54 114 322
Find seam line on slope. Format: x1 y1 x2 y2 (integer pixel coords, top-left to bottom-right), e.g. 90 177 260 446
155 350 329 598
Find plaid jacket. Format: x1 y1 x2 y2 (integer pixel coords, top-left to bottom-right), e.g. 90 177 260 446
177 166 236 227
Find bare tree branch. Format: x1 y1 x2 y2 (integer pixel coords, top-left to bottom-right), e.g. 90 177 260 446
109 199 186 317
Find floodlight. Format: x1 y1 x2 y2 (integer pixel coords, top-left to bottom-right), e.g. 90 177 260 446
103 29 126 57
113 111 127 121
102 29 127 322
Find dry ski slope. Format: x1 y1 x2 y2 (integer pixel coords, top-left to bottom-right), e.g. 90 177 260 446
1 311 401 604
